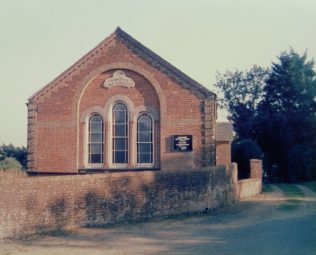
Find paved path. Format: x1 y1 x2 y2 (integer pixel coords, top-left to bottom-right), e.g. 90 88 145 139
1 183 316 255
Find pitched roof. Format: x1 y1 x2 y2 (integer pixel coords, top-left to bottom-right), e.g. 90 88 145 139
216 122 233 142
115 27 215 99
29 27 215 102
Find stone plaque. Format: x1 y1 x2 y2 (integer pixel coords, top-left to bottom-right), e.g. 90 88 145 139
103 70 135 89
173 135 193 152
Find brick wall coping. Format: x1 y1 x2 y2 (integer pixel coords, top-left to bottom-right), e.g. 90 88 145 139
2 166 226 185
238 178 261 183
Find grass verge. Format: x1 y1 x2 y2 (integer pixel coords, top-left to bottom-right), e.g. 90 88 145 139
276 184 305 212
302 182 316 194
262 184 274 193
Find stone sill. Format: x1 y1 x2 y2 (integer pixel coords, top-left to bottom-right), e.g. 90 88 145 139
78 167 160 174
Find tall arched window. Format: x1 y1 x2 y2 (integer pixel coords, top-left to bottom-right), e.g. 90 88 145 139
112 102 128 164
137 113 153 164
88 114 103 164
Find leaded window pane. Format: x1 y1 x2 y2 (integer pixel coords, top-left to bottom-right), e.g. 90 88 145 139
90 115 102 122
137 113 153 164
113 124 127 137
114 138 127 151
112 103 128 164
114 111 127 123
90 143 102 154
113 151 127 164
138 121 152 131
138 154 151 164
90 122 102 133
138 132 152 142
90 133 102 143
137 143 152 153
138 114 151 123
114 104 126 111
88 114 103 164
90 154 102 163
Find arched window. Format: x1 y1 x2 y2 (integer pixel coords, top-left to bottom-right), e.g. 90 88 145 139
88 114 103 164
137 113 153 164
112 102 128 164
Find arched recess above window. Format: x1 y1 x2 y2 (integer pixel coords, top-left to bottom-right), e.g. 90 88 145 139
88 114 104 164
112 102 129 164
137 113 153 165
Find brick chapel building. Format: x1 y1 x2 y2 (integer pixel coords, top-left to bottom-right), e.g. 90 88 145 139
27 28 228 174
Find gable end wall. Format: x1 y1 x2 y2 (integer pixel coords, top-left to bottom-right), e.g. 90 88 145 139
27 37 216 173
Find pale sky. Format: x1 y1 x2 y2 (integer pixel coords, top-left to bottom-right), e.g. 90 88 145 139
0 0 315 146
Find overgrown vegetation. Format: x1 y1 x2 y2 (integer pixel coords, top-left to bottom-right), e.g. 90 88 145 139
0 143 27 169
0 157 22 170
0 144 27 180
232 139 262 179
215 49 316 182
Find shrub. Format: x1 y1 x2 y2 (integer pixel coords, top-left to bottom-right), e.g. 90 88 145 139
287 144 315 182
0 143 27 169
232 139 262 179
0 157 26 181
0 157 22 170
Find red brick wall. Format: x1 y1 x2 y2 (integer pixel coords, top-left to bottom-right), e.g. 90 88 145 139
216 141 231 167
78 69 161 168
250 159 263 179
28 37 216 173
0 167 235 239
231 161 263 199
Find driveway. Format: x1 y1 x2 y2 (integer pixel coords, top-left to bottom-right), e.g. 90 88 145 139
1 183 316 255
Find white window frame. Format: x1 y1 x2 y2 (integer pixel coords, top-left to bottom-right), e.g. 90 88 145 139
110 101 129 168
86 114 104 168
136 112 154 167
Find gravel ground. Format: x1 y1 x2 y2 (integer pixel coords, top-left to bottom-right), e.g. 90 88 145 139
1 183 316 255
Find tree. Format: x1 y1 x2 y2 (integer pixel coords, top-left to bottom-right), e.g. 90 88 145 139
0 144 27 169
232 139 262 179
256 49 316 181
0 157 22 171
215 65 269 139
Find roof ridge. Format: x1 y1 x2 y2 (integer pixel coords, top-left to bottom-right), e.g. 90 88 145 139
115 28 215 98
29 27 215 102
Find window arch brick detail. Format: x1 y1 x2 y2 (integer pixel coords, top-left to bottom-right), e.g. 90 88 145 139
103 94 135 122
80 106 106 122
133 106 159 121
75 63 166 169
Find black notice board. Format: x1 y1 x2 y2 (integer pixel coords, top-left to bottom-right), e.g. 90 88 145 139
173 135 193 152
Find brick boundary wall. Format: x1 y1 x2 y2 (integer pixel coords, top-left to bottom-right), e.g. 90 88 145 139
250 159 263 179
231 160 263 200
0 166 236 239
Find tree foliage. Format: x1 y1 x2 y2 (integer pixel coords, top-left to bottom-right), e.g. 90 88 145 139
0 157 22 171
215 65 269 139
232 139 262 180
215 49 316 181
0 144 27 169
257 49 316 181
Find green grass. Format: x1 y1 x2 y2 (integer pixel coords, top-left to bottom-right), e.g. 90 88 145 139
276 184 305 212
302 182 316 194
262 184 274 193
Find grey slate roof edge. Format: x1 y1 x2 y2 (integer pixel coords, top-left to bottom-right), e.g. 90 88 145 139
115 27 216 100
